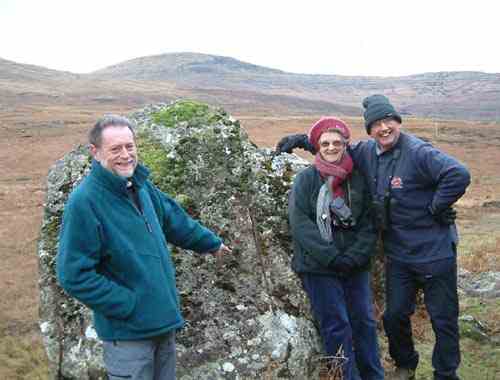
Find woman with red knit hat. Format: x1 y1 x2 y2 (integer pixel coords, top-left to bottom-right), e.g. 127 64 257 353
288 117 383 380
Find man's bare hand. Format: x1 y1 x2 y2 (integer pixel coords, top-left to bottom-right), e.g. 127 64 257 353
213 243 232 261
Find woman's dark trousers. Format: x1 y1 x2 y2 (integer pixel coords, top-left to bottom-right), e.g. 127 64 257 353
301 271 384 380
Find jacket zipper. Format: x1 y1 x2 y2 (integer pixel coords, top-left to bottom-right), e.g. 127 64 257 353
125 191 168 276
125 194 153 233
137 207 153 234
339 180 351 249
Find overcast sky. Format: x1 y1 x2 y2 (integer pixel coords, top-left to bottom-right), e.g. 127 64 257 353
1 0 499 77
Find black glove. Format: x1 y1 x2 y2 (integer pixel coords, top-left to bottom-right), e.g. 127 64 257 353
331 255 358 276
275 134 316 155
429 206 457 225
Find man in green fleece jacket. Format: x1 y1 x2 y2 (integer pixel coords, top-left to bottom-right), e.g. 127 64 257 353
56 115 231 380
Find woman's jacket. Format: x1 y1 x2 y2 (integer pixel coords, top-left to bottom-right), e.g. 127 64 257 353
288 165 377 275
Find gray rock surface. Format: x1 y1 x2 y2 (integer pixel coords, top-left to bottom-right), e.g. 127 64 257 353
458 315 491 343
38 100 322 379
458 269 500 299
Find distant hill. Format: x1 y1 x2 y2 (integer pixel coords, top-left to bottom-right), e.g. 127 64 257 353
92 52 285 80
0 55 356 116
0 57 78 82
2 53 500 120
91 53 500 121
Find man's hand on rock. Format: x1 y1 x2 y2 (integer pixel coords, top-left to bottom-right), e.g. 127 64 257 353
213 243 232 261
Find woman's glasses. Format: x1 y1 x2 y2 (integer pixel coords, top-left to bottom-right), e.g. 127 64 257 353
319 140 344 148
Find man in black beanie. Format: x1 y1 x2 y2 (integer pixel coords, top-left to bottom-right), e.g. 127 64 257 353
276 95 470 380
362 94 402 134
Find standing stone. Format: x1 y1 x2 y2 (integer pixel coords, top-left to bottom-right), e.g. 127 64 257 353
38 100 322 379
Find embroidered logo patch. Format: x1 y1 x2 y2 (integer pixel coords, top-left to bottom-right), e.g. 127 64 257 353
391 176 403 189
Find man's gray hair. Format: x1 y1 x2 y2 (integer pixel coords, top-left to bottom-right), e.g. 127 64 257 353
89 114 136 147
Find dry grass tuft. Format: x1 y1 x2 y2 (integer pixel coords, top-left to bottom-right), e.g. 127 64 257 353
317 347 347 380
460 237 500 273
0 335 49 380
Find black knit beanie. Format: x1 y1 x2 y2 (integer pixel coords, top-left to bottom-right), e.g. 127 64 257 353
362 94 402 134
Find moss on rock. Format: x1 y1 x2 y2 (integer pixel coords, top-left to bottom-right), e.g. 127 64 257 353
136 133 187 197
152 100 224 129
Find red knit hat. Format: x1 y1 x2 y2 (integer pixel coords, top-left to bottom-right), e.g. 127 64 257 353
308 117 351 150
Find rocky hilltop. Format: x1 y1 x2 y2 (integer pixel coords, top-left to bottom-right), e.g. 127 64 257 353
92 52 285 80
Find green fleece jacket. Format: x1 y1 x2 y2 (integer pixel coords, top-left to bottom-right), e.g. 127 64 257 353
56 160 222 340
288 166 376 275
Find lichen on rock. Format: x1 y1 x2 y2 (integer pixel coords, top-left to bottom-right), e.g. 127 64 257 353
38 100 320 379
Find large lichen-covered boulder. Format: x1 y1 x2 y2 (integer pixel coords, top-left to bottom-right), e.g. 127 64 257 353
38 100 322 379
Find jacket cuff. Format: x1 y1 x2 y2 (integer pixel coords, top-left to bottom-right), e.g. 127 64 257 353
206 242 222 254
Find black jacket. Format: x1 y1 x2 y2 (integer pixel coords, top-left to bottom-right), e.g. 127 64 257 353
288 166 377 275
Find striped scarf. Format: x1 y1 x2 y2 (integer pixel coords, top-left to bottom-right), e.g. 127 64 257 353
314 152 353 241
